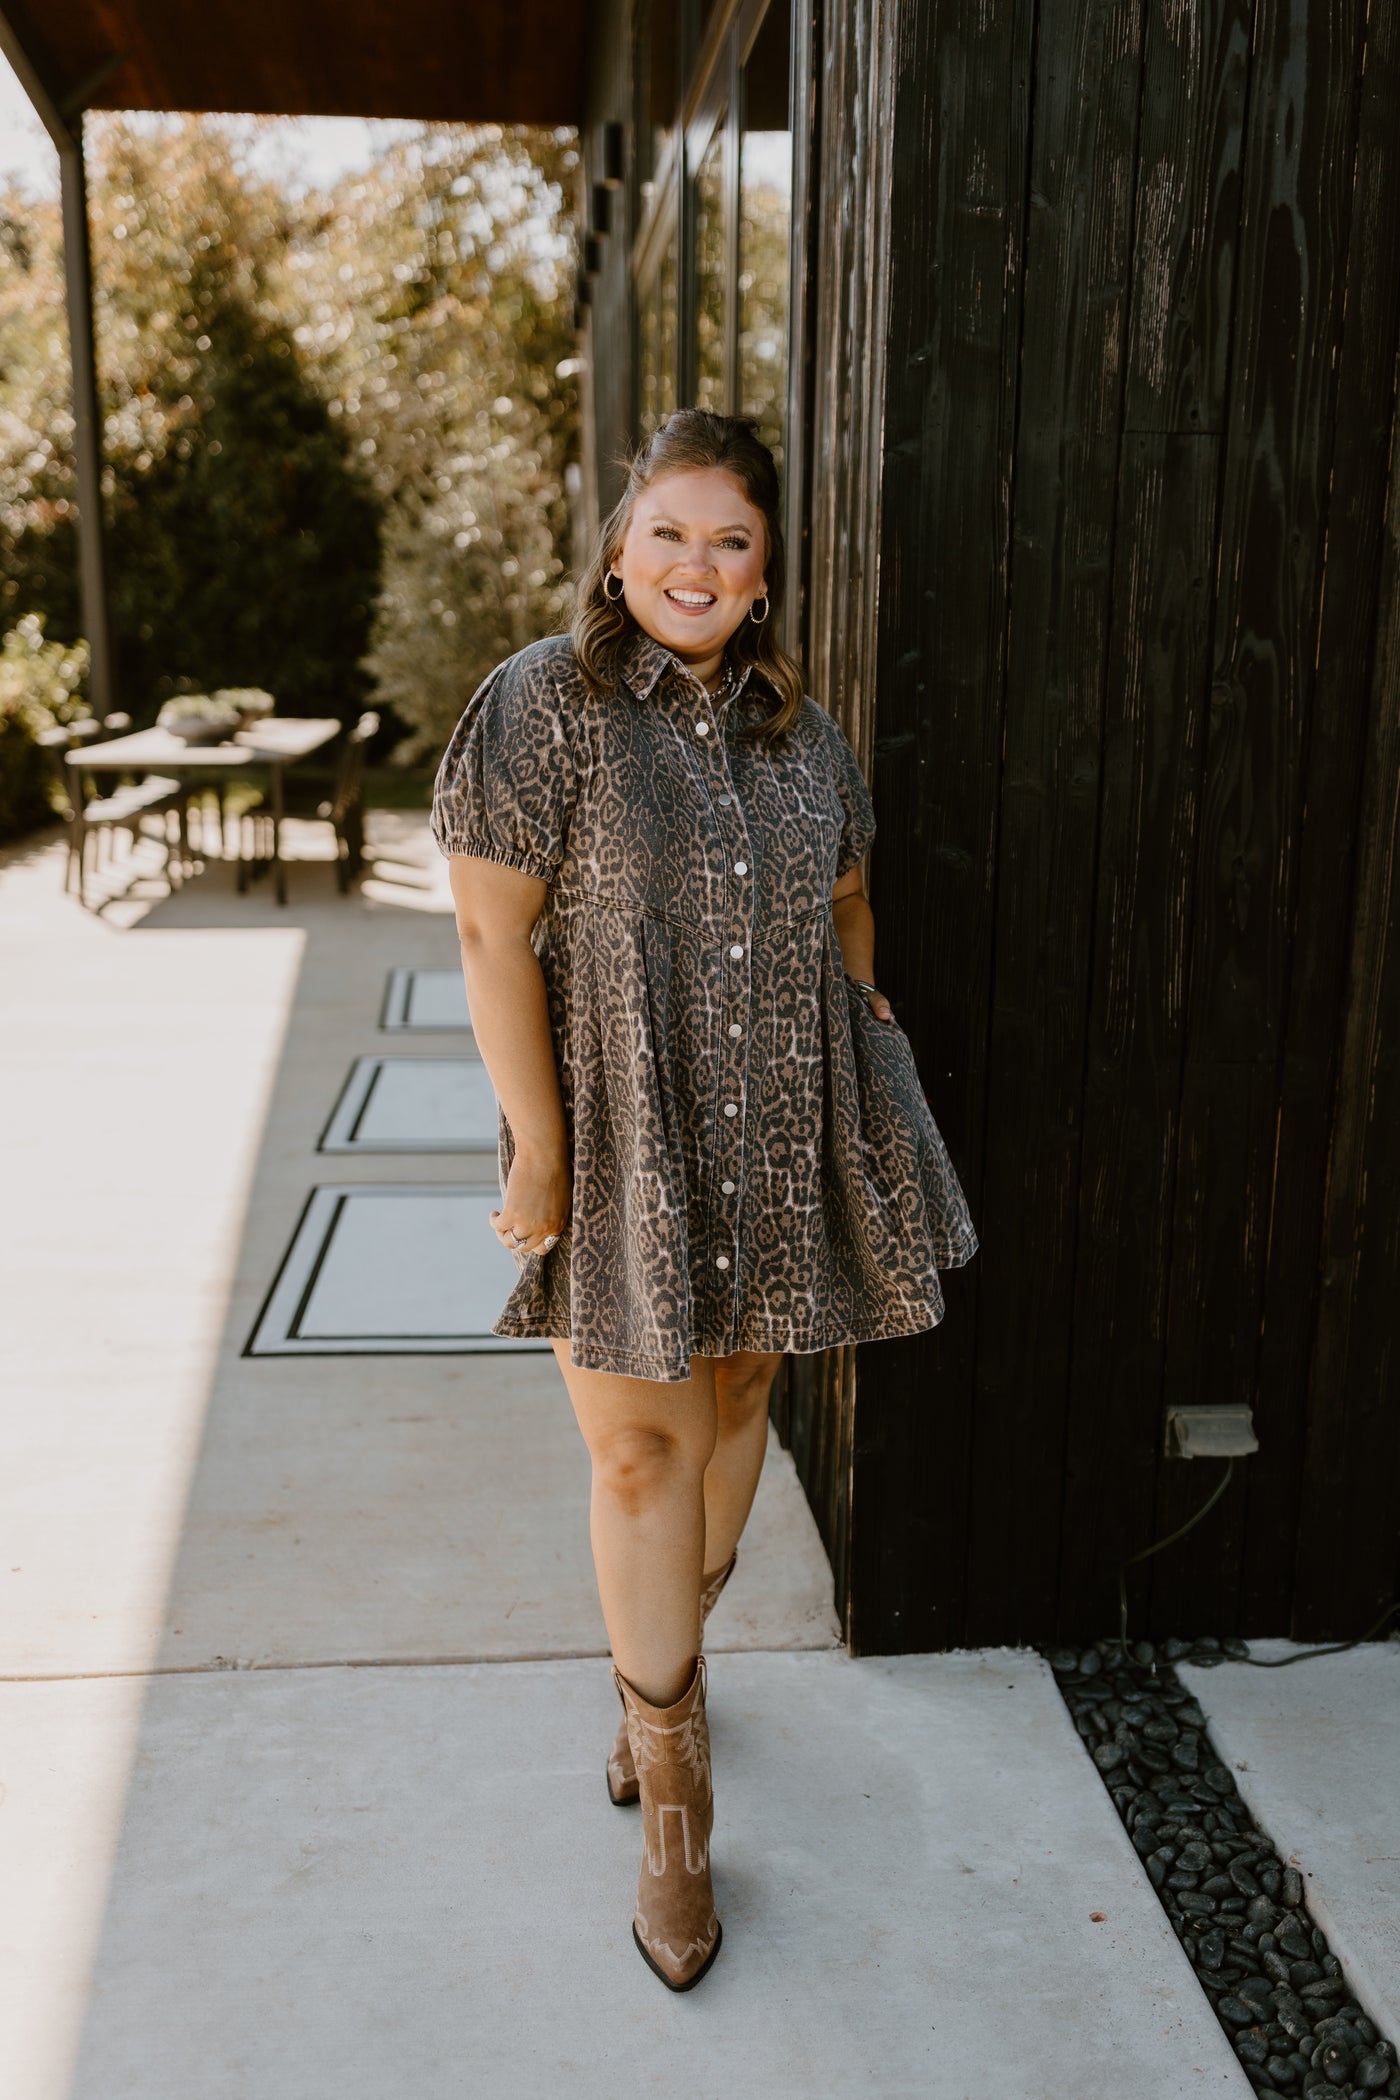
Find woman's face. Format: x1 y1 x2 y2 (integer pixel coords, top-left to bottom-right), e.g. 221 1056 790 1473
610 469 768 665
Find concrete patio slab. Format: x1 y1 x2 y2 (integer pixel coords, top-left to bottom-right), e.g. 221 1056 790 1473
0 1650 1253 2100
1181 1640 1400 2039
0 823 838 1678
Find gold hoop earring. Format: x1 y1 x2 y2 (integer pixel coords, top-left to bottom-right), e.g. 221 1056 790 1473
749 594 770 625
603 571 625 602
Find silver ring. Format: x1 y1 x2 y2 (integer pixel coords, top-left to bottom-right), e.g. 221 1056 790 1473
510 1229 527 1246
542 1233 559 1250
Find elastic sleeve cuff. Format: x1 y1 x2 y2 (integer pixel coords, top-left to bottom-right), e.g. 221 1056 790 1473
431 833 558 882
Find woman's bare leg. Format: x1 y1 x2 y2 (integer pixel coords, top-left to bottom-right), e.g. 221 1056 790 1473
551 1342 718 1707
703 1349 783 1573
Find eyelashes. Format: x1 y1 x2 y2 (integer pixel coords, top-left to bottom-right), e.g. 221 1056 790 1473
649 524 752 551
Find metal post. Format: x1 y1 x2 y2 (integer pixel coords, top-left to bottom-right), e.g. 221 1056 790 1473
58 124 115 718
0 11 119 717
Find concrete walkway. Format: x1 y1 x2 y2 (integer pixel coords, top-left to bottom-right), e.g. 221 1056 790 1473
1182 1643 1400 2045
2 817 1256 2097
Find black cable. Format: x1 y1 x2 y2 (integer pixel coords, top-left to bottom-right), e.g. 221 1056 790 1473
1237 1598 1400 1667
1117 1459 1235 1657
1115 1456 1400 1665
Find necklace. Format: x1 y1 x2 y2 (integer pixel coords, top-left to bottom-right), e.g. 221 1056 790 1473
705 658 740 706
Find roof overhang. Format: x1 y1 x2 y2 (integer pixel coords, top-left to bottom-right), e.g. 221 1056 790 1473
0 0 590 137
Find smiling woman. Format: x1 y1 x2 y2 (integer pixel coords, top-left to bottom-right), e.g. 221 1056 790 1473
572 406 806 739
430 406 978 1991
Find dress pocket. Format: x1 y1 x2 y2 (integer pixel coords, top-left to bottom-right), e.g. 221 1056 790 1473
841 973 980 1266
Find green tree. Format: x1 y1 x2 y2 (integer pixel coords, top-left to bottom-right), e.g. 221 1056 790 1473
0 115 579 755
284 125 579 757
1 119 380 722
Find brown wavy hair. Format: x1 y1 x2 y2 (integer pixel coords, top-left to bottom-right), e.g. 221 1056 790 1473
570 409 805 743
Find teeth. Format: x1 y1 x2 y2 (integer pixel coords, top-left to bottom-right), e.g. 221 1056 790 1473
667 589 716 606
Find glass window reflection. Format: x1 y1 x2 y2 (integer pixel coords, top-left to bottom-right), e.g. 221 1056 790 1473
639 225 679 435
694 120 727 413
738 5 792 474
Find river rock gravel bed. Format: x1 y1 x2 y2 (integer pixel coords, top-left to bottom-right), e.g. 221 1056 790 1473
1049 1637 1398 2100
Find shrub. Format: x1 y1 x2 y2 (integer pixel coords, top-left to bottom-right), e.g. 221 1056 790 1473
0 612 89 840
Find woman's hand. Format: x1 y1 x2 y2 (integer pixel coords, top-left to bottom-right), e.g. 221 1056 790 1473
491 1139 572 1255
860 983 894 1023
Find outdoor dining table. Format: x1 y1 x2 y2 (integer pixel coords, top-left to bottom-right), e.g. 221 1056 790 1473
67 716 341 905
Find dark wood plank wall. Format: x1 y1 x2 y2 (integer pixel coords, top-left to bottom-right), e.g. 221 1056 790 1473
845 0 1400 1649
578 0 1400 1650
772 0 900 1637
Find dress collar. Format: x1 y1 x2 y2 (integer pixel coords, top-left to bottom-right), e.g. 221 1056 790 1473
614 623 757 711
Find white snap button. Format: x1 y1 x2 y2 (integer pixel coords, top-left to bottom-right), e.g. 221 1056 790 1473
695 720 710 735
721 1179 735 1194
716 1255 730 1271
728 1022 742 1038
733 861 748 875
718 793 732 806
723 1102 738 1117
729 944 744 959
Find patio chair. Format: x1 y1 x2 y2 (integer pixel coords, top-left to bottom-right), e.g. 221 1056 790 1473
45 717 190 908
320 711 378 891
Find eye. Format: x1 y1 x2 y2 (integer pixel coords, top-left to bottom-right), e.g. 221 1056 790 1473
717 535 750 551
651 524 682 540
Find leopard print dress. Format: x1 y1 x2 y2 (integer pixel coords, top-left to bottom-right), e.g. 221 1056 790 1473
430 625 978 1383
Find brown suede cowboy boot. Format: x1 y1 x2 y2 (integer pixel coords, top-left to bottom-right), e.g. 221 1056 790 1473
606 1548 737 1806
613 1655 722 1990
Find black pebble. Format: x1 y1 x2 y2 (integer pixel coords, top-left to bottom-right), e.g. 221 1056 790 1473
1219 1996 1259 2026
1274 2000 1313 2044
1282 1867 1303 1907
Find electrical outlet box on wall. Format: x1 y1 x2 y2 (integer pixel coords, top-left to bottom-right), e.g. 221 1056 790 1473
1164 1405 1260 1460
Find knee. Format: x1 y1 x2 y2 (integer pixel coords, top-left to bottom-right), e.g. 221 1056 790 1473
590 1423 711 1516
714 1360 776 1435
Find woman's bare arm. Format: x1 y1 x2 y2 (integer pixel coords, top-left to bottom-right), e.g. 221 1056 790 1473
447 855 572 1252
831 865 894 1022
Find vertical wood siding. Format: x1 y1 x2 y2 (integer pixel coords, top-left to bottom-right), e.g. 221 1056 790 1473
777 0 900 1635
578 0 1400 1649
844 0 1400 1648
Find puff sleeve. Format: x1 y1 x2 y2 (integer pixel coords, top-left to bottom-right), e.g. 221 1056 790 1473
821 707 877 877
430 645 580 881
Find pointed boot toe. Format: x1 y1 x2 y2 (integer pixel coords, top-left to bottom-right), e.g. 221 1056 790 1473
632 1913 723 1992
615 1656 722 1991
